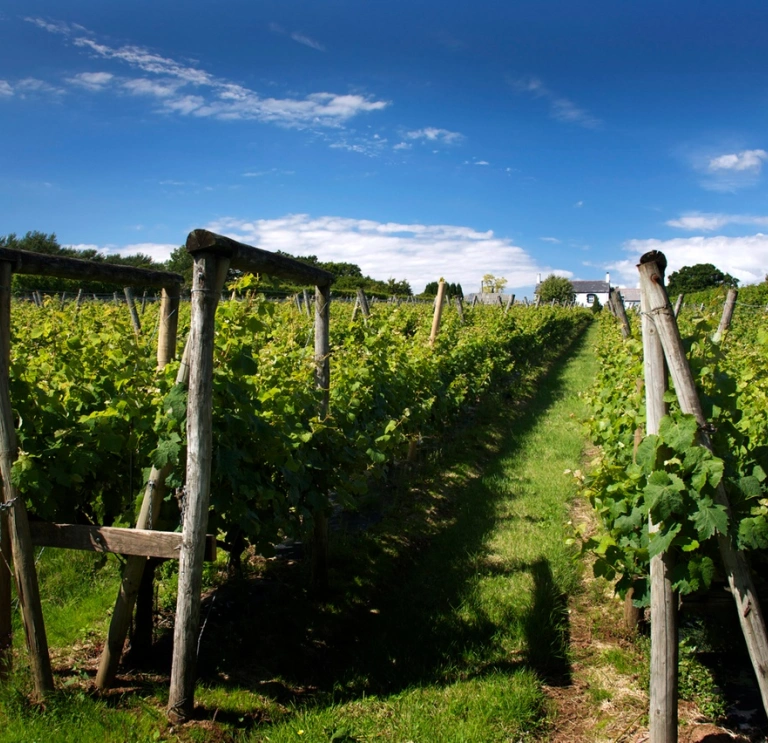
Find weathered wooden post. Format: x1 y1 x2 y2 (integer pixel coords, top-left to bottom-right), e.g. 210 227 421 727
455 296 465 324
504 294 515 314
356 287 371 318
96 283 181 690
471 295 478 307
0 487 9 679
713 288 738 343
124 287 142 336
672 294 684 318
638 269 677 742
75 288 84 313
141 290 148 316
429 280 447 346
0 262 54 696
311 282 331 594
59 292 66 311
168 254 229 721
113 291 120 305
638 251 768 716
610 287 631 338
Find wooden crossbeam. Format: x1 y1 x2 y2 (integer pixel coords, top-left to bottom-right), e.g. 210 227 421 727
28 523 216 561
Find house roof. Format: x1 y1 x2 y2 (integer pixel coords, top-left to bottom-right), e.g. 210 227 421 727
536 280 609 293
619 287 641 302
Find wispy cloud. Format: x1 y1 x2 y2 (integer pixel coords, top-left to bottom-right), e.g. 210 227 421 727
290 32 326 52
393 141 412 151
666 211 768 231
205 214 550 292
511 76 601 129
607 234 768 287
67 71 114 90
269 22 326 52
574 200 584 208
540 237 561 244
405 127 464 145
0 80 12 97
687 147 768 192
26 17 386 129
242 168 295 177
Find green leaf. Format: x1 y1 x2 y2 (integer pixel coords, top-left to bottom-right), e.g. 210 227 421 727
648 522 682 558
690 499 729 540
644 471 686 520
658 413 698 452
635 434 661 474
153 433 181 469
737 517 768 550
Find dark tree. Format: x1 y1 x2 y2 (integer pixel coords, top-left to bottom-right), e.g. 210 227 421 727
537 274 575 304
667 263 738 295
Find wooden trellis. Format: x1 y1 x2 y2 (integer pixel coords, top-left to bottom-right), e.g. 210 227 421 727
0 233 334 719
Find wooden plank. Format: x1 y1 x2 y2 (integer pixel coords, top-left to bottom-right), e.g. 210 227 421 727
28 523 215 561
638 250 768 718
639 276 678 742
0 248 182 288
168 253 229 721
0 261 54 696
186 229 334 286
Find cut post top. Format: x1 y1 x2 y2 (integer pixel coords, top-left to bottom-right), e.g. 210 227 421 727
638 249 668 272
186 229 335 287
0 248 182 288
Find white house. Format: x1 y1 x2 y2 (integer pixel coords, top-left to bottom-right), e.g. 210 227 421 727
535 272 611 308
619 287 641 309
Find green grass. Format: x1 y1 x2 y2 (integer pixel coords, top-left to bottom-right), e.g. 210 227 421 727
0 324 600 742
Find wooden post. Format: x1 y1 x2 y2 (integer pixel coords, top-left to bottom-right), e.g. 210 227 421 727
167 253 229 721
713 288 738 343
156 286 181 370
504 294 515 314
141 290 148 316
124 287 142 336
75 288 84 313
638 251 768 716
673 294 684 318
0 262 54 696
96 284 182 690
295 294 302 312
0 489 9 680
59 292 66 311
455 296 465 324
311 283 331 595
356 287 370 318
610 287 631 338
639 272 678 742
113 291 119 305
471 295 478 307
429 280 447 346
302 289 311 317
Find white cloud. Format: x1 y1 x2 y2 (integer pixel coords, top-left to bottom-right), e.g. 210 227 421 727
28 19 388 129
405 127 464 145
475 160 490 166
290 32 326 52
242 169 295 177
0 80 12 97
574 200 583 208
24 17 74 35
15 78 64 96
540 237 561 244
708 149 767 173
68 71 114 90
393 141 412 151
607 234 768 287
65 242 179 263
666 211 768 231
511 76 601 129
203 214 552 293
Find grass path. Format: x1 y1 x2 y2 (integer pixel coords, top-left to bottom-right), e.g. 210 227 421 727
242 324 601 742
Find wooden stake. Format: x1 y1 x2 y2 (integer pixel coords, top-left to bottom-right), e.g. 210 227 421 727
673 294 684 318
356 287 370 318
156 286 180 370
638 251 768 716
639 274 678 742
0 492 9 679
124 287 142 336
429 280 447 346
311 283 331 595
610 287 631 338
141 290 148 316
713 288 738 343
455 296 465 324
168 253 229 720
302 289 311 317
471 295 478 307
0 262 54 696
351 296 360 321
75 289 84 313
504 294 515 314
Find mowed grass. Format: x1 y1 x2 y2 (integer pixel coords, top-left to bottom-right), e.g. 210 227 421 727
0 324 599 742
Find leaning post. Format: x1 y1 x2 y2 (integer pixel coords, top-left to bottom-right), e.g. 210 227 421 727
0 262 54 696
429 279 447 346
610 287 632 338
124 287 142 336
712 288 738 344
168 254 229 720
638 270 677 742
638 251 768 716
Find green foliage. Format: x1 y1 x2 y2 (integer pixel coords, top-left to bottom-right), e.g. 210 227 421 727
537 274 575 305
582 305 768 604
667 263 739 296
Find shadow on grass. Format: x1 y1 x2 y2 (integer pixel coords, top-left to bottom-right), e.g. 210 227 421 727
138 329 590 715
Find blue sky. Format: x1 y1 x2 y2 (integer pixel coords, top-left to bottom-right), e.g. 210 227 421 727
2 1 768 296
